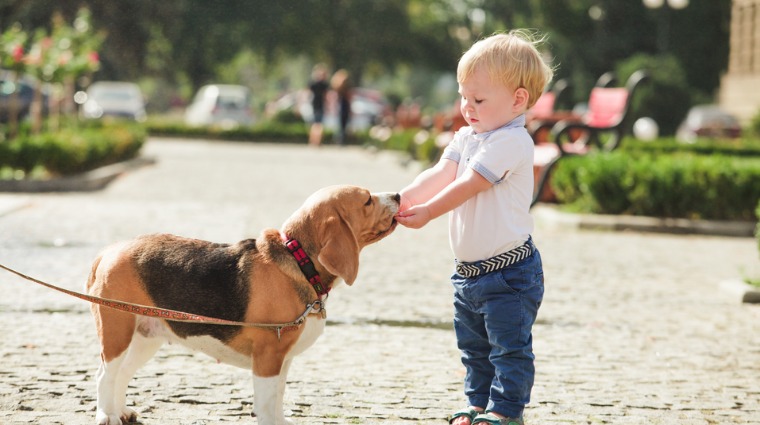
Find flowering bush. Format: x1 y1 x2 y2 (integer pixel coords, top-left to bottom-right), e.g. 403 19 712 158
0 8 102 135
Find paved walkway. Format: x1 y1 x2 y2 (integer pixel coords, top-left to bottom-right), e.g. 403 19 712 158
1 138 758 425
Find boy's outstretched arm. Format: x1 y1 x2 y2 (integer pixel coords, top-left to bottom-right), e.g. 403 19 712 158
398 158 458 211
396 167 492 229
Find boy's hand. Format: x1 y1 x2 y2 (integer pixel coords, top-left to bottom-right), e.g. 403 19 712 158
395 204 432 229
398 194 413 213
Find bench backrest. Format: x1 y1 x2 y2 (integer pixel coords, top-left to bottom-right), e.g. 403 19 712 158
584 87 629 128
527 91 556 121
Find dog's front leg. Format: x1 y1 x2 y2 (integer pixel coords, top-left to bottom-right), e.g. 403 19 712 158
95 353 126 425
252 365 293 425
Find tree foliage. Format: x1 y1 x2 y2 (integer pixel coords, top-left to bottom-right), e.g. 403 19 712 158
0 0 731 125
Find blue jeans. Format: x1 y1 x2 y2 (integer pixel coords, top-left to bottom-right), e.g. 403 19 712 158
452 246 544 419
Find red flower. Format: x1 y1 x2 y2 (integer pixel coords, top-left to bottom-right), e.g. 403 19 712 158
88 51 99 64
12 45 23 63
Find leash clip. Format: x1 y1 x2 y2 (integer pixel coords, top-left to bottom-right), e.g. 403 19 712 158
312 299 327 319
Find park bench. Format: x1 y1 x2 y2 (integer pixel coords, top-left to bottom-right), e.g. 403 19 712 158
526 78 571 144
531 70 649 206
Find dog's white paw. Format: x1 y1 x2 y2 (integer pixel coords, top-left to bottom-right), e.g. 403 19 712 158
95 410 123 425
120 406 138 423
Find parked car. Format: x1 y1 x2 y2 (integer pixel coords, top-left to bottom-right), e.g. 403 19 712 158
676 105 742 143
81 81 146 122
184 84 254 128
264 89 312 121
346 87 392 131
0 74 49 123
265 87 390 132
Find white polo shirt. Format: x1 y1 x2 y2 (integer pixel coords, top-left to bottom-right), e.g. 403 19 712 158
441 114 534 262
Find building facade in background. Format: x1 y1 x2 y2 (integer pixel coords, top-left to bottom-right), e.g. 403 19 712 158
720 0 760 123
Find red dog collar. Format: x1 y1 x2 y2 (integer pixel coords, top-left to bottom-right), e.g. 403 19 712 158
282 235 328 297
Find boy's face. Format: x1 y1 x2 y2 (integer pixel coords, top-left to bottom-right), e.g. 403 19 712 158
458 66 524 134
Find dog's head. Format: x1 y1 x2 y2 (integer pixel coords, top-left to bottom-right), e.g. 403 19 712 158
282 185 399 285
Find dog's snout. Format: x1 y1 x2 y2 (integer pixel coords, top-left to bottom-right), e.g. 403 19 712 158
372 192 400 214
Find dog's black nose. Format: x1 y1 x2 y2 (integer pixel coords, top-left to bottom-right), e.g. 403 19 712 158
393 193 401 203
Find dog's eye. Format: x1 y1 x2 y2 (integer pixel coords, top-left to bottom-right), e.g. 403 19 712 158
364 196 372 206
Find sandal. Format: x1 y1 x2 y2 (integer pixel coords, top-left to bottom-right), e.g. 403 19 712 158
472 412 524 425
448 407 482 424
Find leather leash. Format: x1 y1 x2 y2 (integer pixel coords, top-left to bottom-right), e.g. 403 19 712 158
0 262 324 341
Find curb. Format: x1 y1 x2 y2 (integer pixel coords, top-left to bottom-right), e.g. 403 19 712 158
0 156 155 194
533 204 757 238
720 279 760 303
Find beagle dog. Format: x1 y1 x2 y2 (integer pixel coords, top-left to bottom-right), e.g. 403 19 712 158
86 185 400 425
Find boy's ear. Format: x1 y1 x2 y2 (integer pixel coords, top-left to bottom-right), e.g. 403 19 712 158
514 87 529 111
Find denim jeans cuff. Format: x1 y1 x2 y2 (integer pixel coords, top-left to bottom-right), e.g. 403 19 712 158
487 402 524 420
468 396 490 410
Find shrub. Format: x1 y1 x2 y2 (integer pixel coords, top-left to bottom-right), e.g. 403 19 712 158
551 151 760 221
0 122 146 177
147 119 307 142
751 109 760 138
621 137 760 158
146 117 383 146
373 128 441 165
756 200 760 255
271 109 305 124
382 129 417 154
416 136 441 164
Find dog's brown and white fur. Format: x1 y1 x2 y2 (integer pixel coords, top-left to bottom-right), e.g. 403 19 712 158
86 185 399 425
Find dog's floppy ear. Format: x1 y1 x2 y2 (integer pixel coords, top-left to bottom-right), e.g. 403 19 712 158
318 216 360 285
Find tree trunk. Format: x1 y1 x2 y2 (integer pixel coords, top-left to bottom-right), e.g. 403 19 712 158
31 81 43 135
8 75 20 139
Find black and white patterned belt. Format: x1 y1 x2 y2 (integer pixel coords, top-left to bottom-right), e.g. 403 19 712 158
455 238 534 278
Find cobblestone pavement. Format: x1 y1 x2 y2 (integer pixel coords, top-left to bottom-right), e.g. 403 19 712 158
1 138 759 425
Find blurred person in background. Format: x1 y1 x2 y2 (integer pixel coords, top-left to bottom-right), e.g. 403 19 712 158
331 68 352 145
308 63 330 146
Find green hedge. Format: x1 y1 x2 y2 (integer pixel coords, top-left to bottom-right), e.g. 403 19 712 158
372 128 441 165
621 137 760 158
551 151 760 221
0 122 146 177
147 120 310 143
756 200 760 254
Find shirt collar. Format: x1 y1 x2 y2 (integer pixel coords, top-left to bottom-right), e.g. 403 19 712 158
471 114 526 141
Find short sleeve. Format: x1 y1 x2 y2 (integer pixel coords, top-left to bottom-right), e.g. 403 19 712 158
469 129 532 185
441 129 469 164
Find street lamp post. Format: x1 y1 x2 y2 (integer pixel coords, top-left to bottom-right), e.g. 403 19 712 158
643 0 689 53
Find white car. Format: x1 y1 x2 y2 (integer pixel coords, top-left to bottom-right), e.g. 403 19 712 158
81 81 146 122
184 84 254 128
675 104 742 143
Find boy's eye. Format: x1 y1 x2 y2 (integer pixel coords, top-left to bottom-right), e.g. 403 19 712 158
474 98 483 104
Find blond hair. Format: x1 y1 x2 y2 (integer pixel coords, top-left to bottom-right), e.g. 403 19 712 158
457 30 554 109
